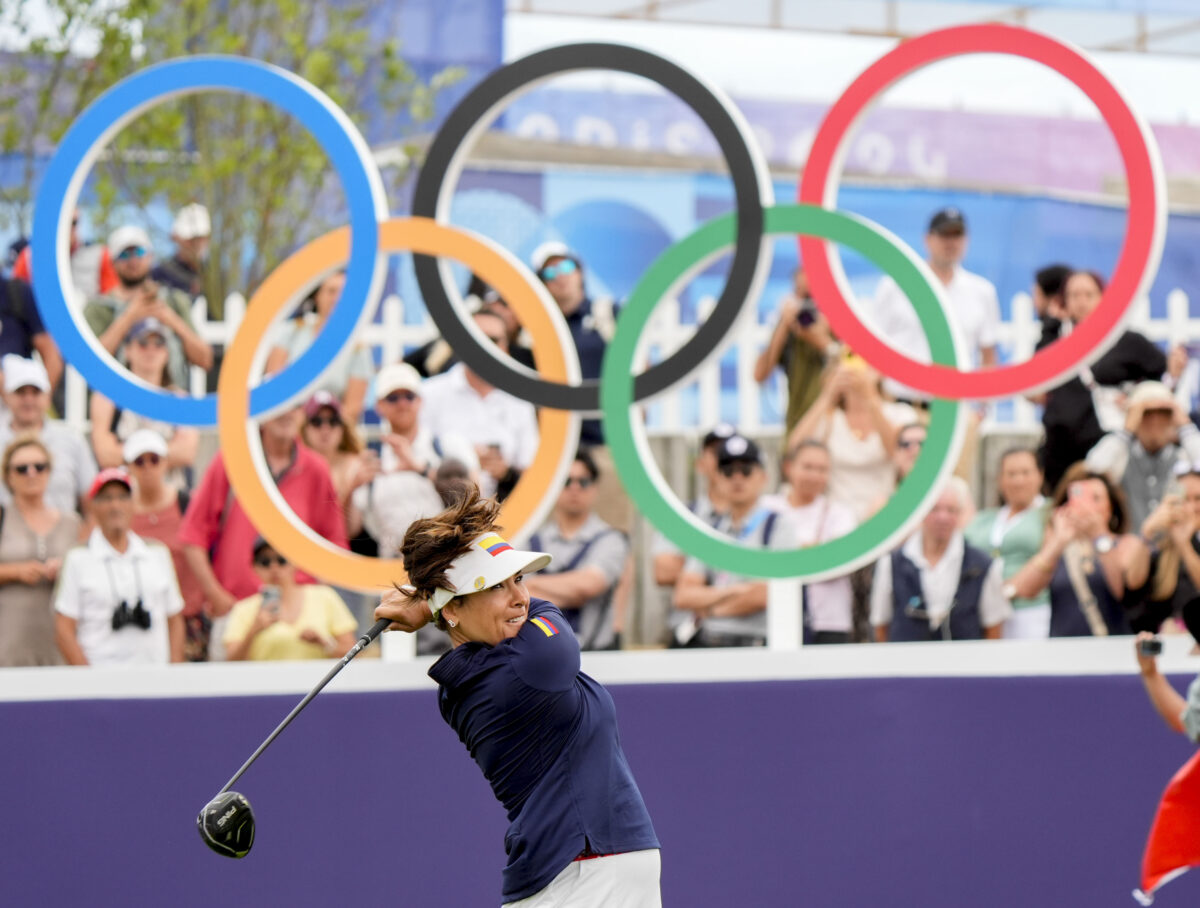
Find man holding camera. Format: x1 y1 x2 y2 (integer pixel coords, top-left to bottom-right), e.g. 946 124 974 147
754 267 834 438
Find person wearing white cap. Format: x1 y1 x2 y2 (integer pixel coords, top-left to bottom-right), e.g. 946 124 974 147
0 356 96 515
151 203 210 301
351 363 476 559
420 311 538 501
375 487 660 907
84 225 212 389
125 428 207 660
265 270 373 424
1085 380 1200 533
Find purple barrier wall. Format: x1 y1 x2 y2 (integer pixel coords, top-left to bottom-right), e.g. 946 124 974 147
5 675 1200 907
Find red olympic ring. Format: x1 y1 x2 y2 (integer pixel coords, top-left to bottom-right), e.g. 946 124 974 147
798 23 1166 399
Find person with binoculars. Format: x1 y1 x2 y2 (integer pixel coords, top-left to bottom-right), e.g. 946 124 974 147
54 467 184 666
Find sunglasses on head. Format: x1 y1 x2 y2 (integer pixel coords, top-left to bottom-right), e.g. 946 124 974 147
11 461 49 476
719 461 756 478
132 453 161 468
116 246 147 261
254 554 287 568
539 259 577 282
308 415 339 429
383 390 417 404
564 476 594 490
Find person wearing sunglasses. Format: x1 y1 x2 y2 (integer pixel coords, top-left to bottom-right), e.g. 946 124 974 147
83 225 212 391
524 449 630 651
0 435 81 666
54 468 185 666
89 317 198 485
530 242 631 536
871 478 1011 643
124 429 207 660
180 405 349 658
672 435 783 648
0 355 96 516
264 271 372 425
222 538 357 662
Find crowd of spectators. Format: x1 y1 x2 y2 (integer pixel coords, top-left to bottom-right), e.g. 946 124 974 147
4 200 1200 664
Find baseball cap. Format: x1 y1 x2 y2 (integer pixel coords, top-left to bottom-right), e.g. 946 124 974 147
127 317 168 343
376 363 423 399
702 423 737 449
428 533 552 619
928 207 966 235
88 467 132 500
715 434 762 467
172 203 211 240
304 390 343 420
1128 381 1175 413
107 225 153 258
123 429 169 464
530 241 574 272
3 355 50 393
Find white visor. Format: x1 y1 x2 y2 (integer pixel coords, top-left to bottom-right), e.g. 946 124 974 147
429 533 552 617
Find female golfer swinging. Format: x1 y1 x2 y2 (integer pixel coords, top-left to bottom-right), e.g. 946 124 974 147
375 489 660 907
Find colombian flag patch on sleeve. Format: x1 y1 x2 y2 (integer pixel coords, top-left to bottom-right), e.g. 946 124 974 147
530 616 558 637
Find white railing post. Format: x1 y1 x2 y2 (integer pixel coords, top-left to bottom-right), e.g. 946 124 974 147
767 579 802 651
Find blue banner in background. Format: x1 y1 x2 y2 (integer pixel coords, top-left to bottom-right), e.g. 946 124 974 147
393 166 1200 425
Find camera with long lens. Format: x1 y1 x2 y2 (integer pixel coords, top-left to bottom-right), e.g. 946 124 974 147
111 599 151 631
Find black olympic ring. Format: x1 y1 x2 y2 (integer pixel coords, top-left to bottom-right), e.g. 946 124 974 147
411 42 773 413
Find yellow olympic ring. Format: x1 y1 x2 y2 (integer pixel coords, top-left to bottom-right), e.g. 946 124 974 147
216 217 580 593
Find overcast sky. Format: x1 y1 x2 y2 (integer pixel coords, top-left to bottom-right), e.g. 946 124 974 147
506 12 1200 126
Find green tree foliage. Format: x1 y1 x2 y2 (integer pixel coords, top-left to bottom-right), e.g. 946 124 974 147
0 0 461 315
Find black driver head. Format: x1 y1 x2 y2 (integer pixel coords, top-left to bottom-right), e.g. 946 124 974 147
197 791 255 859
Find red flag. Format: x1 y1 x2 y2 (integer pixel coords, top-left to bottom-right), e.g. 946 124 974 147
1134 750 1200 904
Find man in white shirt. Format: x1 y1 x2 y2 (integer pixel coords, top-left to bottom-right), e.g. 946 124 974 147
353 362 477 558
420 310 539 500
870 478 1011 642
869 207 1000 404
54 468 184 665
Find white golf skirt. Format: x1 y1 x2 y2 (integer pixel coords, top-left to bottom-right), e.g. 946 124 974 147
502 849 662 908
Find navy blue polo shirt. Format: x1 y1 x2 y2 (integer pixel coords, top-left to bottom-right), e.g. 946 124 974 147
0 277 44 359
428 598 658 902
565 299 609 446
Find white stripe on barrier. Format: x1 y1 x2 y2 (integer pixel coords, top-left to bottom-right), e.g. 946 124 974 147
0 635 1193 702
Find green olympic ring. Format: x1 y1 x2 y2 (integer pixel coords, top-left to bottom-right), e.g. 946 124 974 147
601 203 968 580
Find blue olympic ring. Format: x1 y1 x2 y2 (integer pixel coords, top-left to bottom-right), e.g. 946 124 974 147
30 56 388 426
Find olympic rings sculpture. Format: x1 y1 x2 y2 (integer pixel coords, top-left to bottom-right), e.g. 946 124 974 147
29 24 1164 592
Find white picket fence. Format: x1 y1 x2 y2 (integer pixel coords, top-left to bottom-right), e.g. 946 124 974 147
59 287 1199 433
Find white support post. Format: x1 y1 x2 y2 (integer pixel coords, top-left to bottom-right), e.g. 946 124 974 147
380 628 417 662
767 579 802 652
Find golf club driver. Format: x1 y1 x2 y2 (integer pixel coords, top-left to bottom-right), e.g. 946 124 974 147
197 616 392 858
